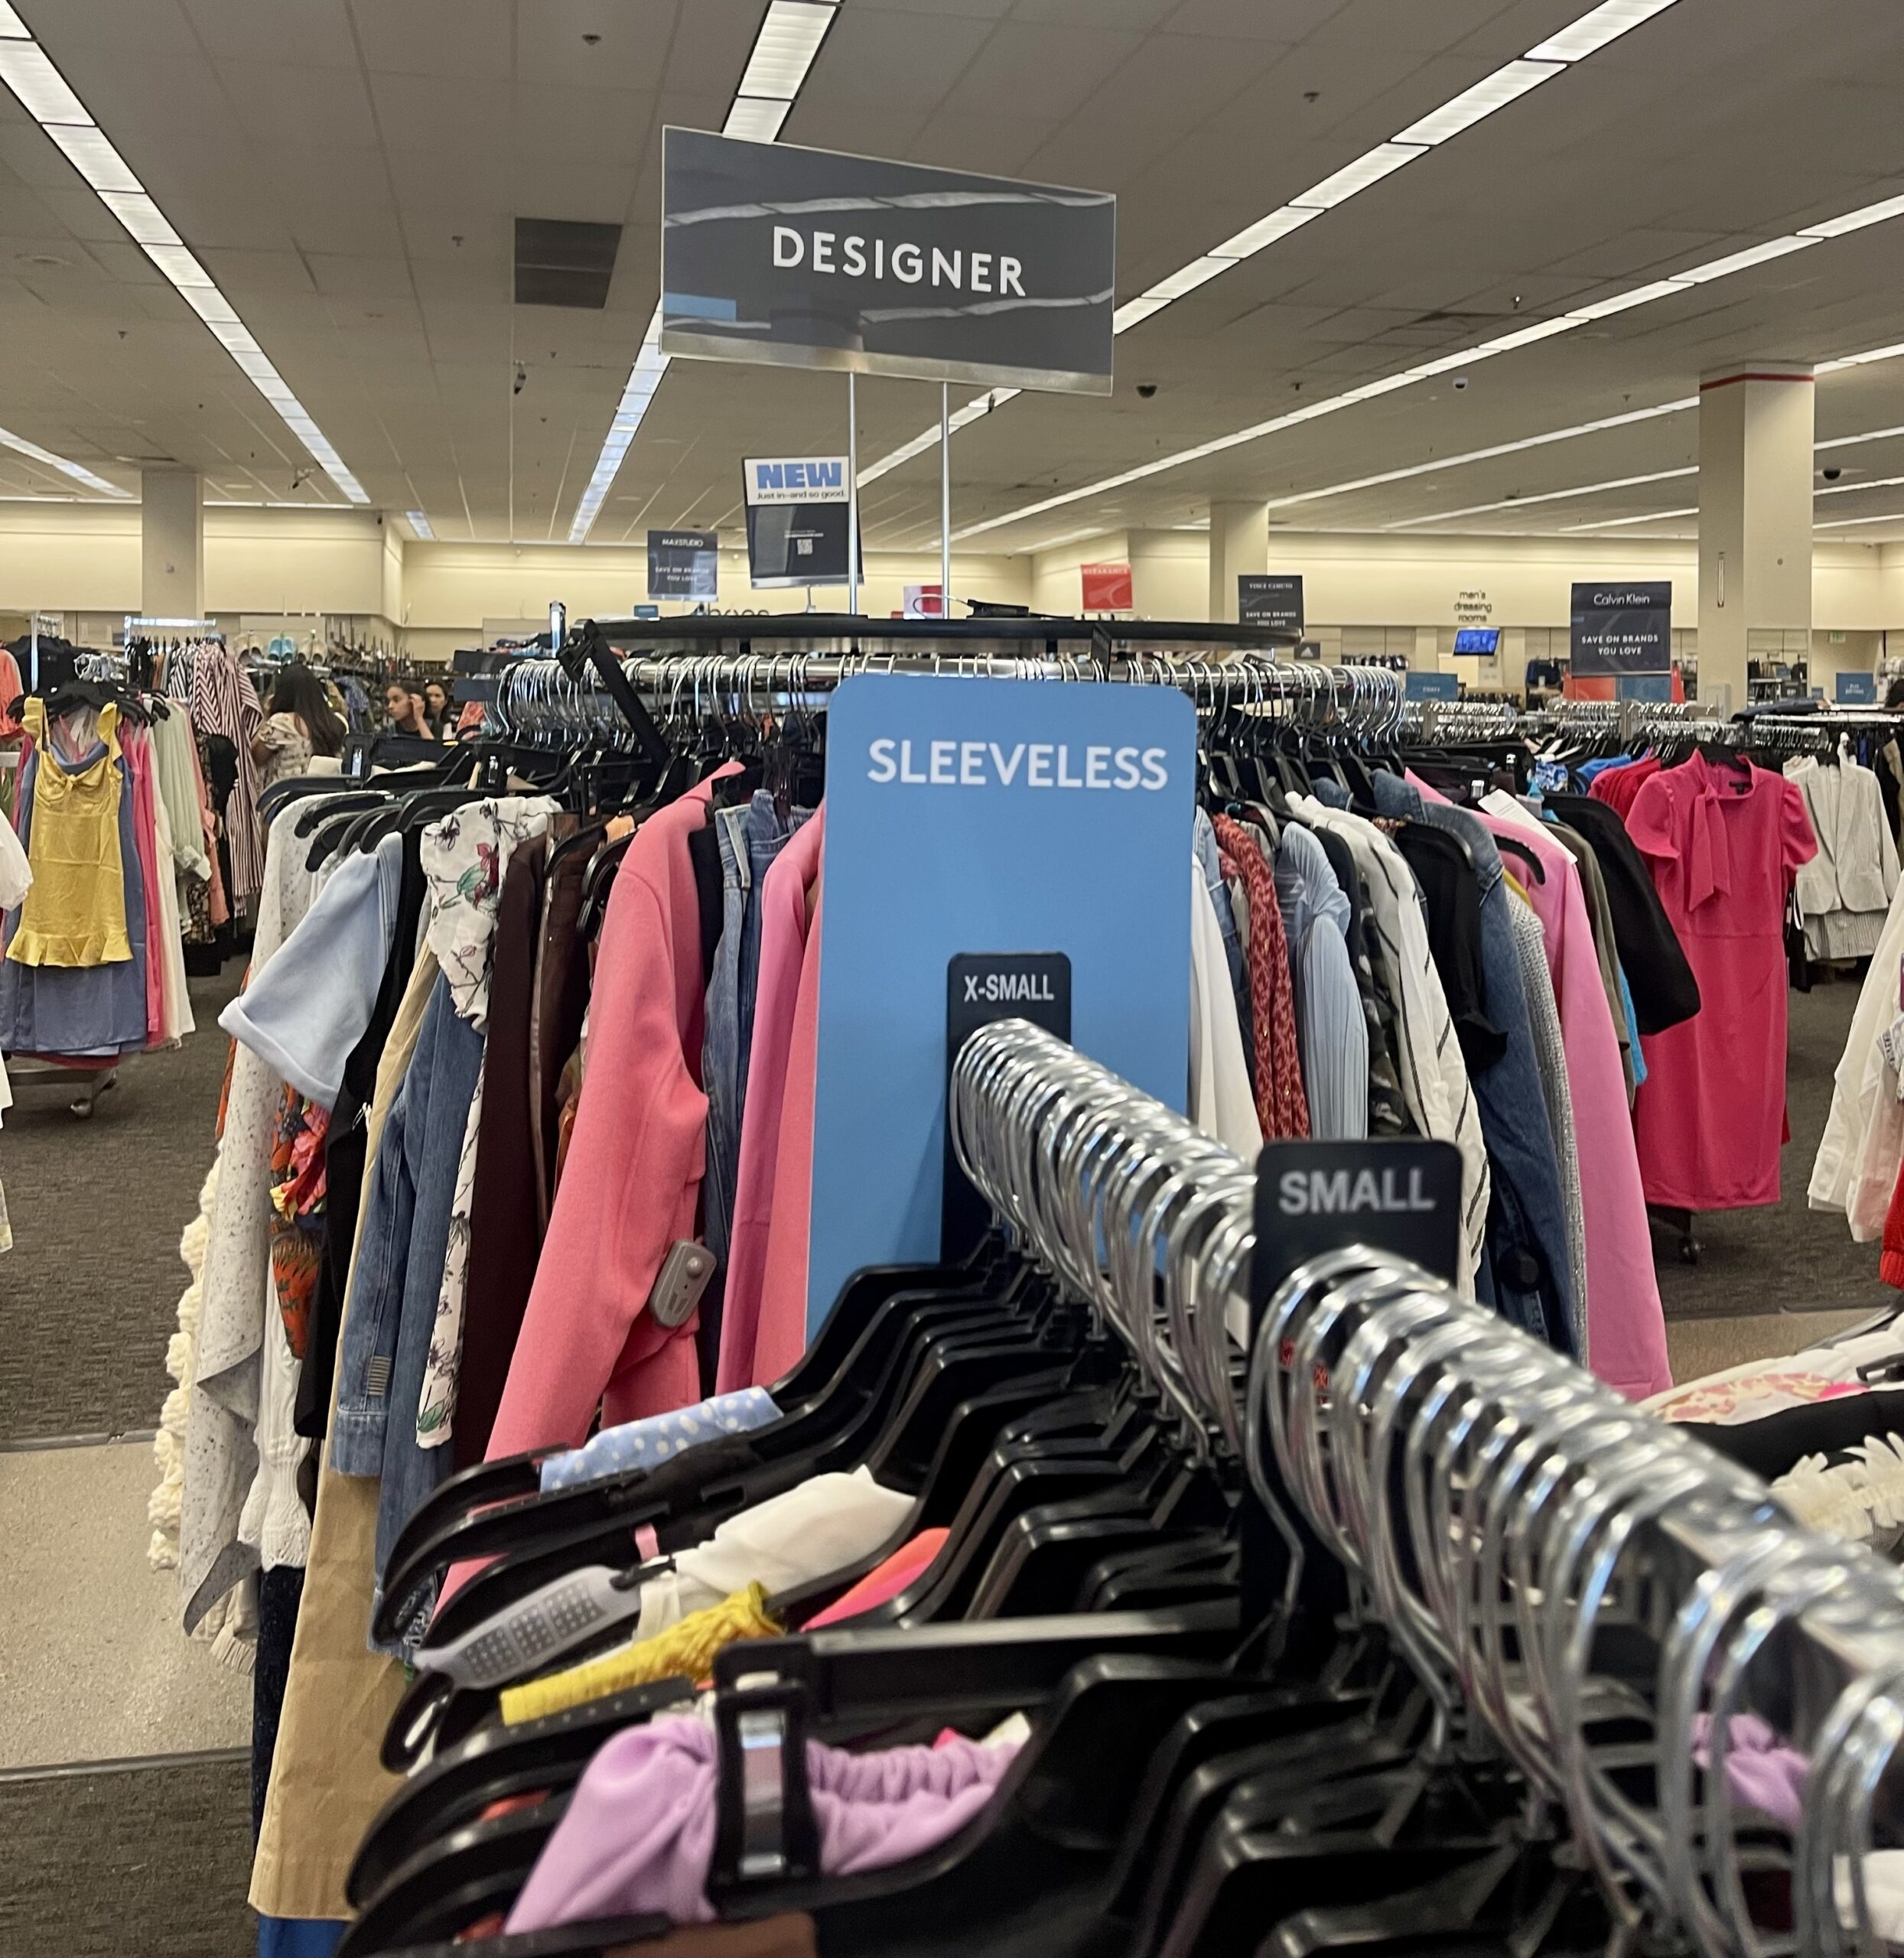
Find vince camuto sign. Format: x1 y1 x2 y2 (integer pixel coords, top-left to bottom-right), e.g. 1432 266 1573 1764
660 128 1115 395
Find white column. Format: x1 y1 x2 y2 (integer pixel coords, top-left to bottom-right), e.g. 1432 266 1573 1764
1206 501 1268 622
142 467 204 619
1697 369 1814 713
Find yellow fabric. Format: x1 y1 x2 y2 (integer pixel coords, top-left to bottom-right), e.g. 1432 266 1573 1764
501 1583 782 1726
7 698 130 967
248 948 440 1922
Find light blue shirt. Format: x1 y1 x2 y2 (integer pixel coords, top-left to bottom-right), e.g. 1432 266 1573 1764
539 1387 782 1493
1274 821 1369 1140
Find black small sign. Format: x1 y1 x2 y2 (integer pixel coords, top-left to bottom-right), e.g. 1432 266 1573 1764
1570 580 1671 677
942 951 1072 1261
647 529 720 601
1238 574 1304 635
1250 1138 1463 1329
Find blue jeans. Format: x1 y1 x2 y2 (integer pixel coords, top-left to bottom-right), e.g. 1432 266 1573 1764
1370 774 1574 1356
330 972 485 1651
702 794 809 1265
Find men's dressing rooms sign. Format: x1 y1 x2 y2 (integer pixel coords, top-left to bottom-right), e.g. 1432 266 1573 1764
808 675 1193 1332
1570 581 1671 677
660 128 1115 395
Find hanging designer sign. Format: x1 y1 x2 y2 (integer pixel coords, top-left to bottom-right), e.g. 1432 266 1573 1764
659 128 1116 395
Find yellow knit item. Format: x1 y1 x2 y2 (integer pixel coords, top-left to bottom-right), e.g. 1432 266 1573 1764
500 1583 782 1725
8 698 132 968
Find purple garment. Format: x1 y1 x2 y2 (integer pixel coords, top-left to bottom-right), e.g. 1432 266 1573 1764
506 1712 1020 1931
1693 1712 1808 1829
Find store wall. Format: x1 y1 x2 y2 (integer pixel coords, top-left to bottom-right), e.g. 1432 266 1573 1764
395 542 1033 661
0 502 1896 675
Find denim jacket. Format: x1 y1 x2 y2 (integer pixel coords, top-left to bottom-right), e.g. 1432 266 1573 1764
331 971 485 1651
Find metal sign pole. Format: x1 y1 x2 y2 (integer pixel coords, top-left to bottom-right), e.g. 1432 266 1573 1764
848 371 860 616
939 383 951 620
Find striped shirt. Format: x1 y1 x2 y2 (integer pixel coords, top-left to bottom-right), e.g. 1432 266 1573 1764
1290 795 1489 1293
190 643 264 903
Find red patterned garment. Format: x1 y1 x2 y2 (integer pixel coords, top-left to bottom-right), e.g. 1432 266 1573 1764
1213 813 1309 1140
268 1082 330 1358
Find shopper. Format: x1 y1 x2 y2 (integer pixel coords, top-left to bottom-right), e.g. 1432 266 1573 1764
253 662 345 789
385 679 436 740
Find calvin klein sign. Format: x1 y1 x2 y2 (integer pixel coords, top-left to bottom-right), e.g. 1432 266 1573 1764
660 128 1115 395
1570 581 1671 677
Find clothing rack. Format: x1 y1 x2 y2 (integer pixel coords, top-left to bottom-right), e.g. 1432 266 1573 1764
495 636 1406 746
929 1015 1904 1956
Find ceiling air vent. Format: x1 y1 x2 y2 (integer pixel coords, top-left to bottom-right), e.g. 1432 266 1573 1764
515 218 623 309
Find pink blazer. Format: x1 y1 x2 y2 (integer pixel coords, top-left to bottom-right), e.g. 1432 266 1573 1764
718 810 825 1391
483 768 738 1458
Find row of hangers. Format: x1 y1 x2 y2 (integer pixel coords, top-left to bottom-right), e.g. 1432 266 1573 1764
321 1012 1904 1956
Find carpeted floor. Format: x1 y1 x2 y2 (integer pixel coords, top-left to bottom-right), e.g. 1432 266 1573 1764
0 963 240 1442
0 1752 254 1958
1652 966 1894 1320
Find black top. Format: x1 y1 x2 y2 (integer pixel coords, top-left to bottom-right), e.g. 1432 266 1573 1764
1545 793 1701 1034
688 818 724 984
1392 821 1505 1072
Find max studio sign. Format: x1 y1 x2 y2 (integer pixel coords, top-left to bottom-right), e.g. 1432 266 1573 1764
659 127 1116 395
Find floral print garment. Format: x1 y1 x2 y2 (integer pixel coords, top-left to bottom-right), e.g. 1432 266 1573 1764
421 795 560 1033
268 1083 330 1358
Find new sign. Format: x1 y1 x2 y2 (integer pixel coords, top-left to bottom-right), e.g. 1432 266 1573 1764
743 455 852 587
1570 581 1671 677
647 529 719 601
660 128 1116 395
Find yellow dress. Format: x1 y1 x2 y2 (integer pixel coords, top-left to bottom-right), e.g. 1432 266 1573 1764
6 698 131 967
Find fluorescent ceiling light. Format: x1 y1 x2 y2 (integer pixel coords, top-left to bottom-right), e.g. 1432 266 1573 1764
0 424 127 497
1818 424 1904 451
1559 506 1697 532
1674 234 1820 282
0 29 368 505
570 2 839 540
1801 192 1904 239
142 243 213 289
1390 467 1697 529
1565 278 1694 321
1261 400 1697 515
1818 342 1904 375
1291 142 1425 210
1208 206 1317 261
1139 256 1230 302
98 190 181 248
1816 509 1904 531
735 1 835 100
1471 315 1583 355
0 39 90 125
1111 293 1171 334
44 124 140 194
723 96 789 141
1525 0 1678 62
856 0 1685 488
958 176 1904 544
1816 473 1904 498
1394 60 1561 145
405 509 435 541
